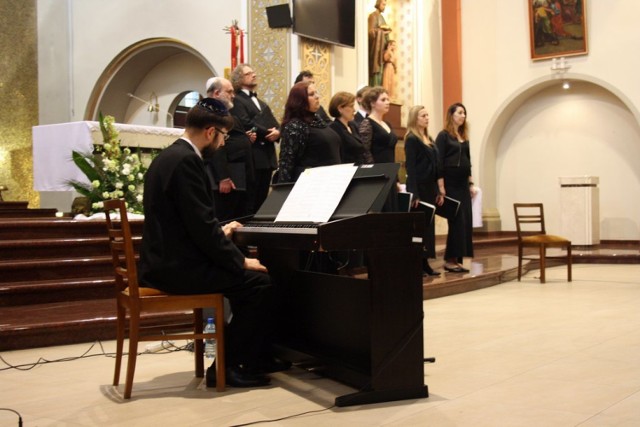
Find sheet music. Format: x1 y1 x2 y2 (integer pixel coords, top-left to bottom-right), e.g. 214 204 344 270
275 164 358 223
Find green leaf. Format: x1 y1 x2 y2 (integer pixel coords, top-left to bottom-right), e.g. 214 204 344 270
71 151 101 182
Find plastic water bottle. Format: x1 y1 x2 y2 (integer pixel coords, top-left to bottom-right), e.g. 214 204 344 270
204 317 216 359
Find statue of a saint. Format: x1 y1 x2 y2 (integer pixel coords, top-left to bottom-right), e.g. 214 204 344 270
382 39 397 100
368 0 392 87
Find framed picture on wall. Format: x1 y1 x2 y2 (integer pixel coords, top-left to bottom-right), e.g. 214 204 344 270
529 0 588 61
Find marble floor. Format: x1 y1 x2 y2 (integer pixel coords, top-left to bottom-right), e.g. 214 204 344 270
1 263 639 426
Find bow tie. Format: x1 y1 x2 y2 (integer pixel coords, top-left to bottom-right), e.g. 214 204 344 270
249 91 258 98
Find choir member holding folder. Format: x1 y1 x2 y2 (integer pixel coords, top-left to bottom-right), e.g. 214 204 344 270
404 105 443 276
435 103 476 273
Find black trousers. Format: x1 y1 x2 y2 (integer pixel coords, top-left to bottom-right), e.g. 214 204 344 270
251 168 273 214
217 269 273 368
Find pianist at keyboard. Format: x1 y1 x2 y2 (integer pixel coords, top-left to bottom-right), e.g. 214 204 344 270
138 98 290 388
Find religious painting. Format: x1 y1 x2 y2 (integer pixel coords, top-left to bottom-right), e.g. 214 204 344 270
529 0 588 61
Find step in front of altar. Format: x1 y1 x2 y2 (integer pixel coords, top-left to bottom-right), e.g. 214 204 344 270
0 217 194 351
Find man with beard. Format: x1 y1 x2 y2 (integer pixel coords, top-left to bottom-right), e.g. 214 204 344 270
138 98 287 388
204 76 255 220
229 64 280 213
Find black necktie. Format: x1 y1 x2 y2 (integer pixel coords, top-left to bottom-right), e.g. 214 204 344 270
249 91 257 98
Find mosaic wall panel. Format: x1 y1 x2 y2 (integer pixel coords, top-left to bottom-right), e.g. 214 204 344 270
0 0 39 206
250 0 290 122
300 40 331 111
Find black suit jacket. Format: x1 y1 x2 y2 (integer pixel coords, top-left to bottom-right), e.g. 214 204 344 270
138 139 245 294
329 119 368 164
404 133 441 201
230 91 280 170
205 118 254 190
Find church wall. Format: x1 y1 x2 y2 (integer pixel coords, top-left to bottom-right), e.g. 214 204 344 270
460 0 640 239
29 0 640 239
37 0 243 125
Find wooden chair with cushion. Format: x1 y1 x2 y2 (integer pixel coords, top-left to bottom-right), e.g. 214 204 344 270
513 203 572 283
103 199 225 398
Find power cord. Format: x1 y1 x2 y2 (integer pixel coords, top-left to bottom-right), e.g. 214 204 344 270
229 313 427 425
0 339 192 372
0 408 23 427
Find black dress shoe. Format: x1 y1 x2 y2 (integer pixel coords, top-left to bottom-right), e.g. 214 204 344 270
206 363 270 388
422 262 441 277
444 265 469 273
422 269 441 277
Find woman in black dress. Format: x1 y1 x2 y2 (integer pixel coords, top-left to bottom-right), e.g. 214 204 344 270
358 86 397 164
358 86 399 211
328 91 373 165
277 82 341 183
435 102 476 273
404 105 443 276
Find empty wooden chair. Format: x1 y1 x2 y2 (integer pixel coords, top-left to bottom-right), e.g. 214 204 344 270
103 199 225 398
513 203 572 283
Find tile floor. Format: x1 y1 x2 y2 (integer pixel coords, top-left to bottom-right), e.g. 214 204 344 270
1 264 639 426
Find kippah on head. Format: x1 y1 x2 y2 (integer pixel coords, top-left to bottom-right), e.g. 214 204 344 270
196 97 230 116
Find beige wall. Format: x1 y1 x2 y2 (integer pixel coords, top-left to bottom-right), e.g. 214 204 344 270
19 0 640 238
460 0 640 239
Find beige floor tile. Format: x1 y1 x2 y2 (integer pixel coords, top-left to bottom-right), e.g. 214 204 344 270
1 264 639 426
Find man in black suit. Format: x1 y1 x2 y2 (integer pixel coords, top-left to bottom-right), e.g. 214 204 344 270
229 64 280 213
204 76 255 221
138 98 285 387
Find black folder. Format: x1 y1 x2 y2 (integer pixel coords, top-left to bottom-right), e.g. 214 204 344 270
397 192 413 213
416 201 436 224
435 196 460 220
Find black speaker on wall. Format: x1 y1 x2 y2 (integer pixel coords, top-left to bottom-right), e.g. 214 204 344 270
266 4 292 28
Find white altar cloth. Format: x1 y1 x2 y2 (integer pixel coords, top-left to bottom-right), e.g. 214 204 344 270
33 121 183 191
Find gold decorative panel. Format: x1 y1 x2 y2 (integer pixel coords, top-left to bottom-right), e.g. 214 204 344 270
300 40 331 111
0 0 39 206
249 0 290 122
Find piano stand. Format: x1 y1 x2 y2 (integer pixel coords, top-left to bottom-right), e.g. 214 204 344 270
335 384 429 407
236 213 429 407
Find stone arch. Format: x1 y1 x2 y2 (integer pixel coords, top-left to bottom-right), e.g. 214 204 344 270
477 73 640 231
84 37 217 123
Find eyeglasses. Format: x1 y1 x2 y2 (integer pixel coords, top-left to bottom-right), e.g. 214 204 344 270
214 128 230 141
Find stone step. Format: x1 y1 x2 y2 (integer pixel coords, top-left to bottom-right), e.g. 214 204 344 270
0 218 143 240
0 276 115 307
0 256 114 283
0 299 196 351
0 236 140 260
0 208 58 218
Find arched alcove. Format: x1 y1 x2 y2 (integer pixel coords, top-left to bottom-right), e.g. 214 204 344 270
480 74 640 239
84 38 217 126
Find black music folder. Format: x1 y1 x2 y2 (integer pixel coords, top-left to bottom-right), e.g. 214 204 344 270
417 201 436 224
435 196 460 220
397 192 413 213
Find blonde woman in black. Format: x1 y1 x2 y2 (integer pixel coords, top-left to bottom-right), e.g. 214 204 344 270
404 105 443 276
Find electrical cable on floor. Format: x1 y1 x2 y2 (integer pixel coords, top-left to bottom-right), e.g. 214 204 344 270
0 338 192 372
0 407 23 426
229 313 426 426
